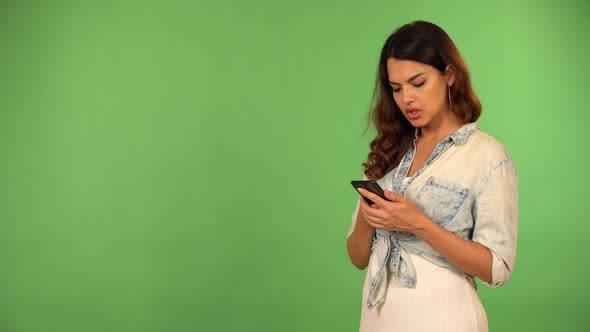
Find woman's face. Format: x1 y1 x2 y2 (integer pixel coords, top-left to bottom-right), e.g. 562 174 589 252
386 58 453 129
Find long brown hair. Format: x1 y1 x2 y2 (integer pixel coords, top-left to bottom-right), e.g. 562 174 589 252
363 21 482 180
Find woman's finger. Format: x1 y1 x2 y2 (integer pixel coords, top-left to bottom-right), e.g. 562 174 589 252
357 188 389 207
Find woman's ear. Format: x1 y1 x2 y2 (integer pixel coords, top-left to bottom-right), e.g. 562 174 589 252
445 65 456 87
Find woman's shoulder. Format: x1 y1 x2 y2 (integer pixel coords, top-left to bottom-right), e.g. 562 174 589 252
467 128 513 164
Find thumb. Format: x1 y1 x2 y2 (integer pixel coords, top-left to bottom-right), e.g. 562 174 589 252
384 190 404 202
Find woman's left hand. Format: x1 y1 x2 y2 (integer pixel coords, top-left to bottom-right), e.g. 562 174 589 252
357 188 428 234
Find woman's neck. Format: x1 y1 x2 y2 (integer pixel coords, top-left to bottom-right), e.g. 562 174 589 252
418 111 463 142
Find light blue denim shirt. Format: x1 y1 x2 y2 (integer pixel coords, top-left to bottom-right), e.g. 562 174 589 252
348 123 518 310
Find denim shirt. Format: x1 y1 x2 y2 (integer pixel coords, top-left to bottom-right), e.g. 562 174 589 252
348 123 519 310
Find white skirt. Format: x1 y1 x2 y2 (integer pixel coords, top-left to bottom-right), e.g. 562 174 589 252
358 253 488 332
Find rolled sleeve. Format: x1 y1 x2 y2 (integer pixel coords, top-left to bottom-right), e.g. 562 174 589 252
483 250 512 287
472 158 519 287
348 174 368 238
348 198 361 238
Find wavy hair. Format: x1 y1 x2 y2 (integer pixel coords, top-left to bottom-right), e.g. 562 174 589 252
363 21 482 180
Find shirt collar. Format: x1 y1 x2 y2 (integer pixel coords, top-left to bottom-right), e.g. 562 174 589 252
449 122 479 145
413 122 479 145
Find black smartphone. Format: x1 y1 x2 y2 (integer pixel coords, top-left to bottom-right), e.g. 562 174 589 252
350 180 390 206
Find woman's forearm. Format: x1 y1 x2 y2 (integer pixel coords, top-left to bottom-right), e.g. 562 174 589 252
414 214 493 283
346 214 375 270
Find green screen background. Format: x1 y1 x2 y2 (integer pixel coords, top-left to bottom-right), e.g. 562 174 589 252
1 1 588 331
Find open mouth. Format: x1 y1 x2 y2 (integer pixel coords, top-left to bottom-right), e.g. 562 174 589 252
406 108 422 120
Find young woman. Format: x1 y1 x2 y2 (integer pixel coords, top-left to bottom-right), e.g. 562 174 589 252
346 21 518 331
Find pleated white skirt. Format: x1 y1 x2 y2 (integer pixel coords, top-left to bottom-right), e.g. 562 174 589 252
358 253 488 332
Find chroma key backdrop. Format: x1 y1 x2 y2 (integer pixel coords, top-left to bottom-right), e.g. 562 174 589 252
0 1 588 331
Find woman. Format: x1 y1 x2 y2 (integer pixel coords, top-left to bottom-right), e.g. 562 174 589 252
346 21 518 331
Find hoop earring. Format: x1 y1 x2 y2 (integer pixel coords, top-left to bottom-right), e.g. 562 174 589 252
448 86 453 110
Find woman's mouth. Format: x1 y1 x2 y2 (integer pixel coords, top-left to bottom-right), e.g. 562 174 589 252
406 108 422 120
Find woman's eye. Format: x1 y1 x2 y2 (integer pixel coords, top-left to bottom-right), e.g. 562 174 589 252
392 81 425 93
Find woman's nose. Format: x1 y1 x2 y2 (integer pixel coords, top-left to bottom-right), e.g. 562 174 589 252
400 87 415 105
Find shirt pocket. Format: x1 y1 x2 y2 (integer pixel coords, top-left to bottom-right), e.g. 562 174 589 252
416 176 470 228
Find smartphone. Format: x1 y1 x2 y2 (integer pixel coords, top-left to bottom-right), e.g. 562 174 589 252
350 180 390 206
